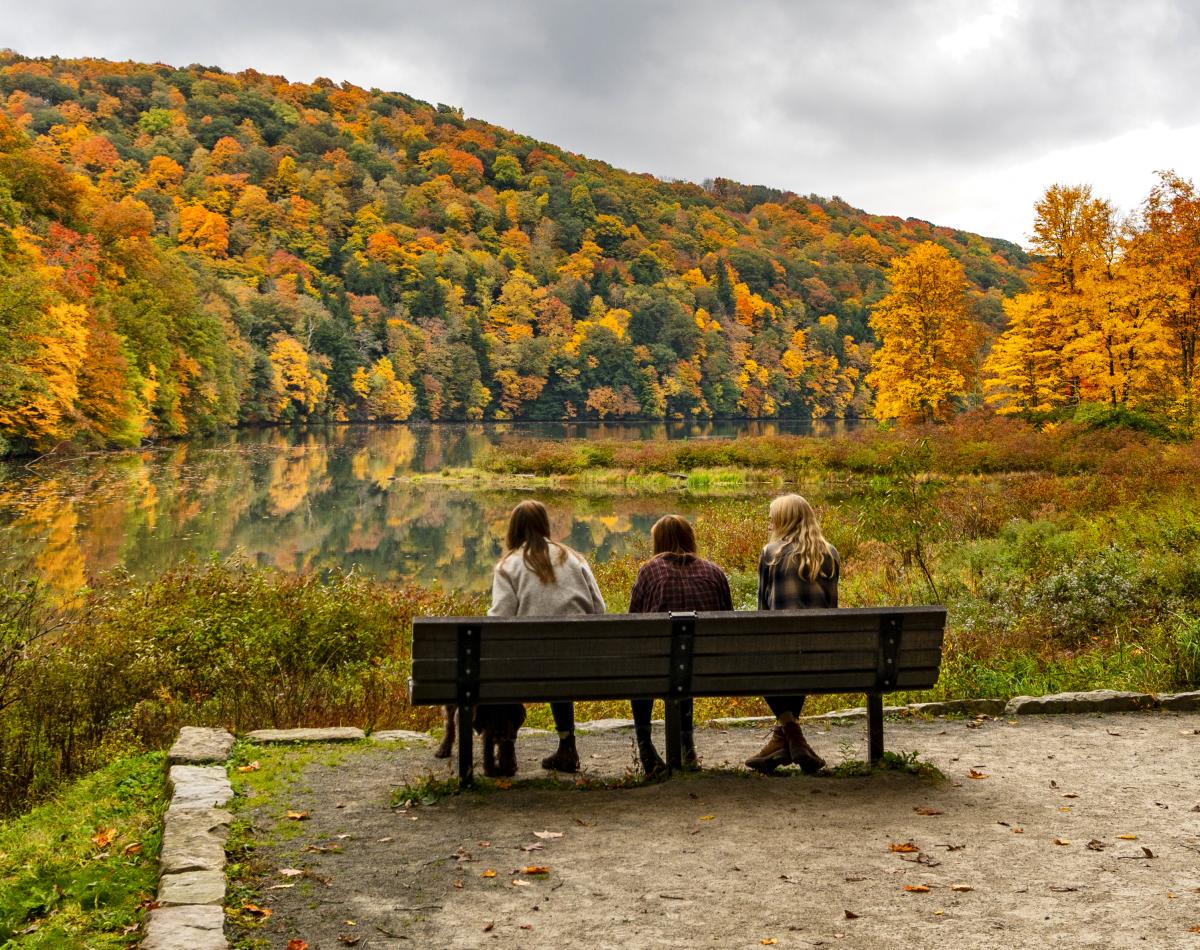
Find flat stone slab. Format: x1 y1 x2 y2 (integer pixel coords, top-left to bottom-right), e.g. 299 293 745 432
905 699 1007 717
710 715 775 727
245 727 365 743
370 729 435 743
160 808 231 875
142 903 227 950
158 869 225 906
576 718 636 733
1005 690 1159 715
168 765 233 811
169 727 235 764
1159 690 1200 711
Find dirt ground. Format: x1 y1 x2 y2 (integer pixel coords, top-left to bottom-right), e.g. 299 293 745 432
231 711 1200 950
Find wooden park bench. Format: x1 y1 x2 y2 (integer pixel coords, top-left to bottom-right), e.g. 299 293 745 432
409 606 947 784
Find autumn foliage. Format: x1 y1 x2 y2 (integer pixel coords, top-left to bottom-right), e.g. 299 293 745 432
0 52 1030 454
1 52 1198 452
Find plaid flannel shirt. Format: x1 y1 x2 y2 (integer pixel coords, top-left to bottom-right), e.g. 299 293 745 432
757 543 840 610
628 554 733 613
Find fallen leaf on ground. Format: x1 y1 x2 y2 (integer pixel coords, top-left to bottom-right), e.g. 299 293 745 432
337 937 361 946
521 843 544 852
1141 847 1156 859
454 880 463 889
968 770 988 779
699 815 715 821
844 910 859 919
481 869 496 878
1086 840 1107 851
377 836 393 843
950 884 973 892
91 828 115 849
286 811 310 821
1058 806 1072 813
242 904 272 920
511 879 530 887
889 842 920 853
1054 838 1070 846
483 921 495 932
522 866 550 875
1062 793 1079 798
914 807 943 816
904 885 931 893
534 831 563 839
1117 834 1138 840
279 868 304 877
287 941 308 950
122 842 142 856
494 779 512 790
1189 926 1200 934
1049 885 1079 893
237 761 261 773
1012 828 1024 834
761 940 778 946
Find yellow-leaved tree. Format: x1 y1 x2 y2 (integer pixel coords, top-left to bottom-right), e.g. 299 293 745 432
351 356 416 421
867 242 979 423
982 293 1067 415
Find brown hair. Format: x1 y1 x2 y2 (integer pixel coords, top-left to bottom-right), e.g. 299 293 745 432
651 515 698 558
502 500 567 583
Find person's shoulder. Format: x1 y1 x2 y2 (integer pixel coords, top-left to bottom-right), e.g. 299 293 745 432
699 557 728 578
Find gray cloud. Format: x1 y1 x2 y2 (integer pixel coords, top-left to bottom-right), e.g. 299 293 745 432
5 0 1200 240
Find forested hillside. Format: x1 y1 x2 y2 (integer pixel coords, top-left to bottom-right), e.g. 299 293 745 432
0 52 1032 454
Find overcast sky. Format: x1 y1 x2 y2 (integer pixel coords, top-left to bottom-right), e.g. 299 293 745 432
6 0 1200 243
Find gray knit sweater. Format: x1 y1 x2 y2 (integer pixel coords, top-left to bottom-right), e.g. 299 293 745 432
488 544 607 618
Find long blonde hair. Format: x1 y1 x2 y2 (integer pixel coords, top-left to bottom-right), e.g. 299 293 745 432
767 494 833 580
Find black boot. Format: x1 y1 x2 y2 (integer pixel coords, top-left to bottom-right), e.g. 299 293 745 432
541 734 580 773
636 727 666 778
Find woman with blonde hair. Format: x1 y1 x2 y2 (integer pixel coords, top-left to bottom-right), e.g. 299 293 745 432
628 514 732 775
488 499 606 775
745 493 839 774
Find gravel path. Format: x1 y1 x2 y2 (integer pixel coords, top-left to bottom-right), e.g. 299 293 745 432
231 711 1200 949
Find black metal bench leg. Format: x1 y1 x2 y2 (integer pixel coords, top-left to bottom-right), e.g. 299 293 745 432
867 693 884 766
458 705 474 787
665 698 683 775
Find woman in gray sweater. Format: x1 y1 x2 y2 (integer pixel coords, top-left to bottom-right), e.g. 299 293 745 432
488 499 606 773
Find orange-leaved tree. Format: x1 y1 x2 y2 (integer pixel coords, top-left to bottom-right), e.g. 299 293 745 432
867 242 979 424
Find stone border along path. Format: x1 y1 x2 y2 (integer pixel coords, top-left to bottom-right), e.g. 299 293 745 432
138 688 1200 948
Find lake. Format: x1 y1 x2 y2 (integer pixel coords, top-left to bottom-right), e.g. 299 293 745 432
0 421 853 596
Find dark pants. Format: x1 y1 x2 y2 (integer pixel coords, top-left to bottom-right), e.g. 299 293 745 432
630 698 694 732
766 695 806 718
550 701 574 734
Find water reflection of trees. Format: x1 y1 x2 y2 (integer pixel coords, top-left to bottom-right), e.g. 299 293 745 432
0 425 756 597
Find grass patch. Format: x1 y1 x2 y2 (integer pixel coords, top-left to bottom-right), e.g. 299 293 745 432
829 749 945 781
0 751 165 947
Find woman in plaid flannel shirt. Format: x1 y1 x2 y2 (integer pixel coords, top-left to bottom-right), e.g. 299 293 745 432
628 514 732 776
744 493 839 774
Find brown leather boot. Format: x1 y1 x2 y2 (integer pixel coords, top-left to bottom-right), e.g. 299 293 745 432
782 721 826 774
745 726 790 773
